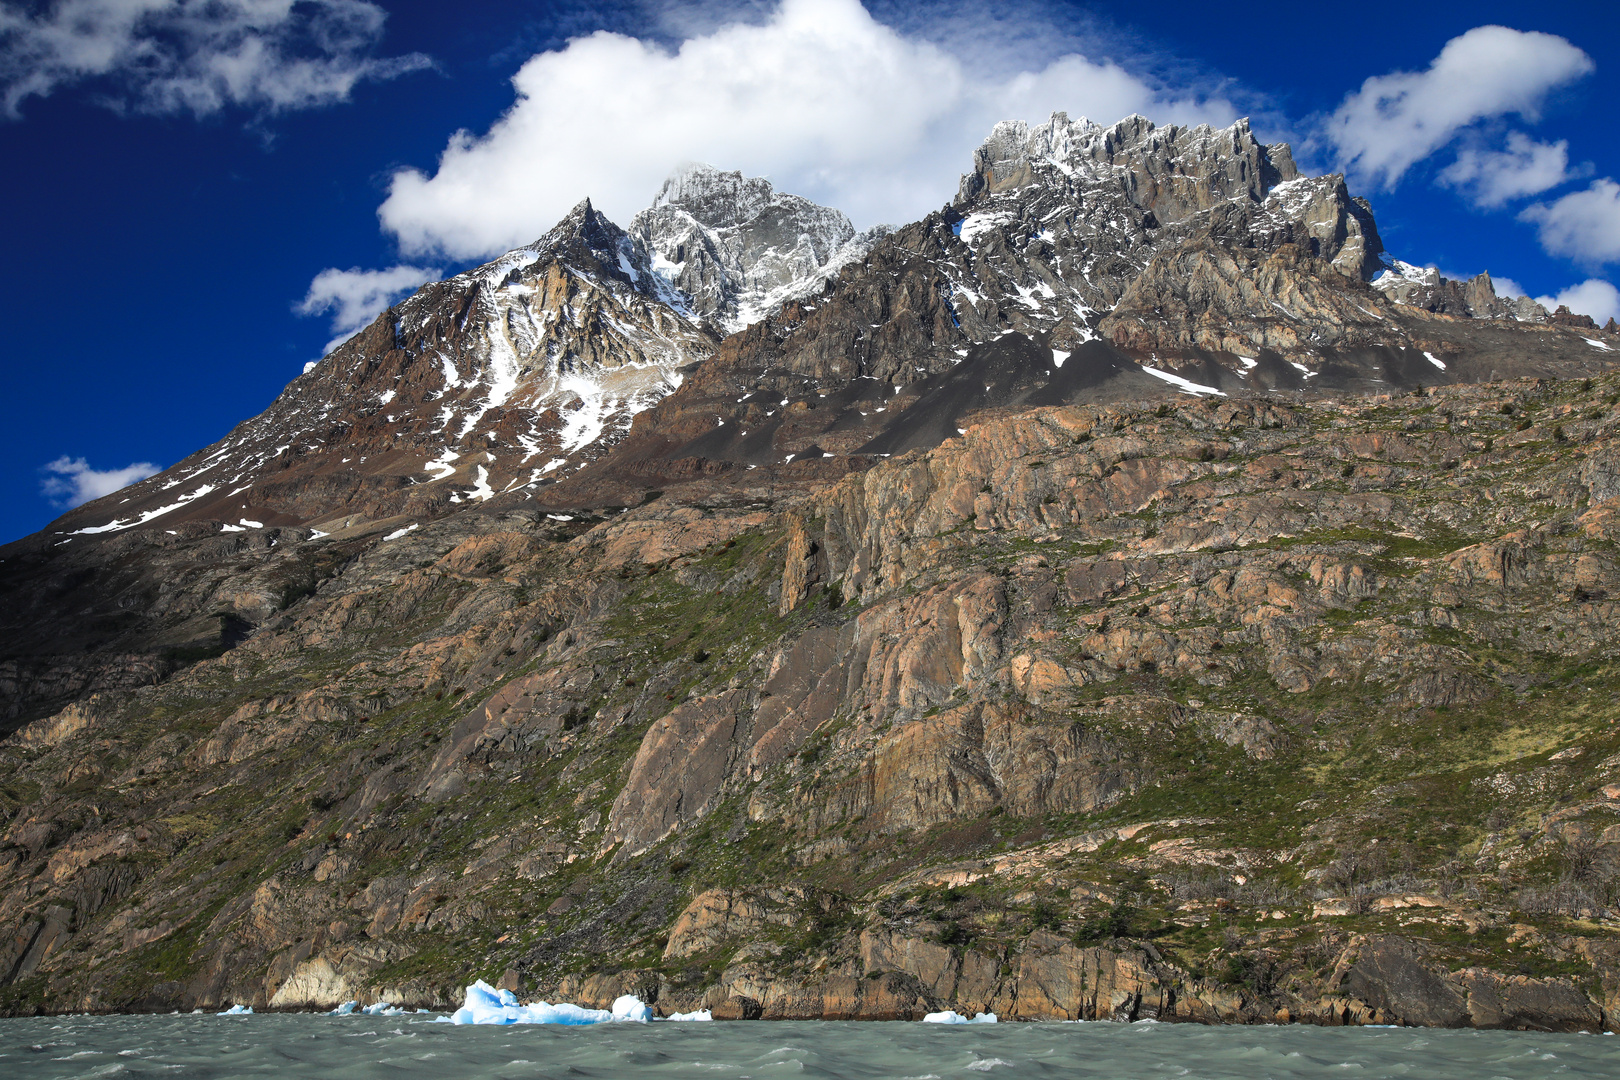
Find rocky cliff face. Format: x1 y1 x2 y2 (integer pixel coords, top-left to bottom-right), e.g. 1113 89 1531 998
7 376 1620 1028
3 114 1620 1026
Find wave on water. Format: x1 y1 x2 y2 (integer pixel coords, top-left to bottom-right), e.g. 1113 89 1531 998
4 1010 1618 1080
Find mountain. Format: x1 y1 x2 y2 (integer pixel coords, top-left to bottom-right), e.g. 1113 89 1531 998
559 114 1619 505
2 114 1620 1026
630 163 887 333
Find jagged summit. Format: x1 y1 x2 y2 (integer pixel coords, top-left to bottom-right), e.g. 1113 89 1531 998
958 113 1299 215
632 162 879 332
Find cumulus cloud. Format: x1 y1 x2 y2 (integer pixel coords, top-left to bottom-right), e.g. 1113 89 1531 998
0 0 430 119
40 455 161 508
1520 179 1620 266
1439 133 1581 207
377 0 1236 257
1325 25 1592 189
297 264 438 355
1533 279 1620 325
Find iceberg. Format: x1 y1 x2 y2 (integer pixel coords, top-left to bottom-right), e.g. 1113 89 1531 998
611 994 652 1022
922 1010 997 1024
449 980 655 1025
662 1008 713 1021
216 1004 253 1016
330 1001 358 1016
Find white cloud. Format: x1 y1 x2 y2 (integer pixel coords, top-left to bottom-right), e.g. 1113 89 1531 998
1534 279 1620 325
377 0 1235 257
1439 133 1580 207
0 0 430 119
1521 179 1620 266
1325 25 1592 189
297 264 438 355
1491 276 1528 299
40 455 161 508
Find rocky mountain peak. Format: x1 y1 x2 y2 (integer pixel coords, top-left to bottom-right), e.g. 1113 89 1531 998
652 163 781 229
631 163 870 332
957 113 1298 220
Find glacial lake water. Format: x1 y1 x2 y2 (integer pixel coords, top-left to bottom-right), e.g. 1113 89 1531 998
2 1013 1617 1079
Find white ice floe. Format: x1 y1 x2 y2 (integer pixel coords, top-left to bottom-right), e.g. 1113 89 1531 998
922 1010 997 1024
611 995 652 1023
1422 351 1447 370
662 1009 713 1022
216 1005 252 1016
382 524 419 541
447 981 653 1026
1051 349 1071 368
1139 365 1225 397
330 999 403 1016
1586 338 1613 351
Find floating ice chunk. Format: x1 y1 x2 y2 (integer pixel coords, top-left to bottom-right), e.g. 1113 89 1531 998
382 524 418 541
449 980 620 1025
216 1005 252 1015
361 1001 401 1015
1422 351 1447 370
1051 349 1071 368
1139 365 1225 397
922 1010 997 1024
1586 338 1613 352
611 995 652 1023
330 1001 358 1016
662 1009 713 1021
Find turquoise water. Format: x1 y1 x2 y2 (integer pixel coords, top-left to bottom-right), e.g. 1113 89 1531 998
2 1014 1616 1079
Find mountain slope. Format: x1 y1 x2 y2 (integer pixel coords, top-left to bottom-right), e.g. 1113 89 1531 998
3 113 1620 1026
5 377 1620 1026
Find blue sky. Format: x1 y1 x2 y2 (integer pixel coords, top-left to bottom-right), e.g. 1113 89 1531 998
2 0 1617 544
